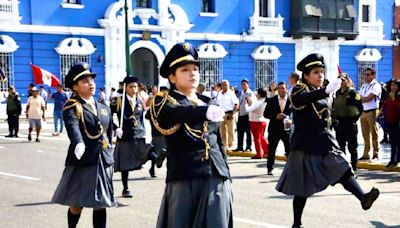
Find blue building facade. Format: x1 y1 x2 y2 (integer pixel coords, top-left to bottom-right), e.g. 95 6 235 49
0 0 395 102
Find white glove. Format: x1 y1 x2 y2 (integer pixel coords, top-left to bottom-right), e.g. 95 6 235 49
325 77 342 94
206 105 225 122
116 128 123 139
74 143 85 160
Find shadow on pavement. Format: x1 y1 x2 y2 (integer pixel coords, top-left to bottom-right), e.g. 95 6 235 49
370 221 400 228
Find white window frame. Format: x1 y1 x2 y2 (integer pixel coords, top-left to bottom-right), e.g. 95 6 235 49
355 48 382 89
252 45 281 90
61 0 84 9
358 0 376 23
0 35 18 92
55 38 96 86
198 43 227 91
254 0 275 18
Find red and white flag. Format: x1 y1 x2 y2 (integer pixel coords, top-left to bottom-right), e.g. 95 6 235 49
31 64 61 87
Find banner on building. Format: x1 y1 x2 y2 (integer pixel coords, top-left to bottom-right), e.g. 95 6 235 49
31 64 60 87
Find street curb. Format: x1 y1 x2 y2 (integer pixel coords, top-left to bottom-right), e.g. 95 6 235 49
226 151 400 172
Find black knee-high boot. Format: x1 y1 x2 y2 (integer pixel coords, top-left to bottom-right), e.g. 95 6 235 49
93 209 106 228
68 209 81 228
149 160 156 177
121 171 129 191
293 196 307 227
340 175 365 201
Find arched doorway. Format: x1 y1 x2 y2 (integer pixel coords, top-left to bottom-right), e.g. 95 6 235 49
131 48 158 87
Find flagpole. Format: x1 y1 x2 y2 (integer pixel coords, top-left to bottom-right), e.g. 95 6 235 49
120 0 130 128
124 0 131 77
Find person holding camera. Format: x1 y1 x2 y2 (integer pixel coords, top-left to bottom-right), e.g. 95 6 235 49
216 79 239 149
332 73 363 171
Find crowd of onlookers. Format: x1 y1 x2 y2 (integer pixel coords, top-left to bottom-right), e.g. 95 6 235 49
4 68 400 170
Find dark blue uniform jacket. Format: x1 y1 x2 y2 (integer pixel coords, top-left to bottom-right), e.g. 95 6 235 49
290 84 340 155
63 97 114 166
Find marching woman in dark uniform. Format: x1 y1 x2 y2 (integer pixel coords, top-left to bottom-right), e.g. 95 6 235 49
276 54 380 228
52 63 116 228
149 43 233 228
113 76 158 198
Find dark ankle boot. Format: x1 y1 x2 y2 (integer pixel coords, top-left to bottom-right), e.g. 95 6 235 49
361 187 379 210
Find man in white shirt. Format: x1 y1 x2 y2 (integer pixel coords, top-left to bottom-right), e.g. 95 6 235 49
359 68 381 160
216 80 239 149
26 87 46 142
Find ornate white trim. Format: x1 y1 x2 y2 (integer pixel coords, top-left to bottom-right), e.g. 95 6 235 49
0 35 19 53
134 8 158 25
61 3 85 9
251 45 281 60
55 38 96 55
0 0 21 25
198 43 228 59
355 48 382 62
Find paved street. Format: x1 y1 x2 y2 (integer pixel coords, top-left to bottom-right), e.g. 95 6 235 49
0 121 399 228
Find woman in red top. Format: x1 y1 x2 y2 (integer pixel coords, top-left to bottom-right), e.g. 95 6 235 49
380 79 400 168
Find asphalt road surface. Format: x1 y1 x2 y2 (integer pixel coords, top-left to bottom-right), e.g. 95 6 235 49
0 123 399 228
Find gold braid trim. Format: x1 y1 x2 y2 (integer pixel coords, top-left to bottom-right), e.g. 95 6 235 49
289 84 330 120
63 99 104 140
149 93 181 136
289 83 307 110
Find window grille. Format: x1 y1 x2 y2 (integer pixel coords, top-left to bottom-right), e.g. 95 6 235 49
201 0 214 13
357 61 377 89
137 0 150 8
60 54 90 86
199 58 222 91
254 59 277 90
0 52 13 92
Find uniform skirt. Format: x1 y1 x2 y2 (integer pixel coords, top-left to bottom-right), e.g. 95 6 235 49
156 172 233 228
276 149 352 198
114 138 152 172
51 156 116 208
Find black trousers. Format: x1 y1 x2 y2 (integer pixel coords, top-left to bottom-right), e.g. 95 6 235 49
237 115 252 150
267 130 290 171
335 117 358 169
7 114 19 135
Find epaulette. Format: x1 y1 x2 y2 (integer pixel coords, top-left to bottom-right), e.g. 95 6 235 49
63 99 79 111
63 99 83 120
148 92 181 136
289 82 308 110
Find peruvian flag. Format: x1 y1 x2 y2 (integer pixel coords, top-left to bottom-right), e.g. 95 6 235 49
31 64 61 87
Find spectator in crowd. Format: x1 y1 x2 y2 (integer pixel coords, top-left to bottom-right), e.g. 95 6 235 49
39 86 48 109
27 83 34 98
277 53 379 228
145 85 158 107
332 73 363 171
359 67 381 160
210 82 221 101
378 82 389 143
267 81 278 98
245 88 268 159
263 82 292 175
379 79 400 168
51 85 68 136
26 87 46 142
6 86 22 137
288 72 300 93
233 79 256 152
196 83 206 95
98 87 106 104
138 83 149 109
216 80 239 149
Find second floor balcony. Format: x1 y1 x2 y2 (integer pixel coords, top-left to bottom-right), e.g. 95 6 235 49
0 0 21 25
357 20 384 40
249 15 285 38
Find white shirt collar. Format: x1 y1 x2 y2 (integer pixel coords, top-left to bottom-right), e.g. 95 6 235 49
82 96 95 105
